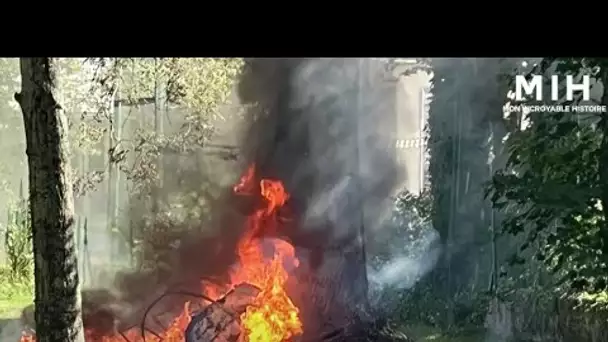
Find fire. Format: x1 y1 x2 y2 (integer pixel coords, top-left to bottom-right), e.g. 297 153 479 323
20 164 302 342
231 169 303 342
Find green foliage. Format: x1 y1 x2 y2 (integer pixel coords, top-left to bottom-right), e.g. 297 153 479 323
113 58 243 118
94 58 244 192
0 57 245 277
369 188 434 263
399 281 491 332
0 58 109 200
2 193 33 281
0 266 32 297
0 265 33 318
86 58 246 268
488 57 608 300
395 189 433 223
371 189 450 325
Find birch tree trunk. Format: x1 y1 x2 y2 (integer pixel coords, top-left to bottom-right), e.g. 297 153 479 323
15 57 85 342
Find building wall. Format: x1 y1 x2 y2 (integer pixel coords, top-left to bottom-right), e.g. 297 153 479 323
394 70 432 195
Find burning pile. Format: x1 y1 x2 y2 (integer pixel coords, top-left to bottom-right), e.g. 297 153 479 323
21 164 303 342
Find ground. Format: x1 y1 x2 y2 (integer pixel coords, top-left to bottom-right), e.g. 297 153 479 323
0 286 486 342
0 277 31 339
0 285 31 319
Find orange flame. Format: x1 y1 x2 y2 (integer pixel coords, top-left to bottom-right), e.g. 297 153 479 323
21 164 302 342
231 172 303 342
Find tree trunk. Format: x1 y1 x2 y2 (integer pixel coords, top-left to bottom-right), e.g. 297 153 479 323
15 57 85 342
151 57 165 220
598 68 608 256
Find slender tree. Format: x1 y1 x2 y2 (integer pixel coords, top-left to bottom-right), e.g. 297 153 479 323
15 57 85 342
428 58 513 328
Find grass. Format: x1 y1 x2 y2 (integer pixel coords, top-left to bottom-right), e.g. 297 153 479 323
0 266 33 319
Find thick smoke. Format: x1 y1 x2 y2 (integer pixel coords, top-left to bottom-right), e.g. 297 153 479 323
238 58 401 240
236 58 440 333
50 58 442 338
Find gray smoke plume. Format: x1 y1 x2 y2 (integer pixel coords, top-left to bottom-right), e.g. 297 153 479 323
368 223 440 291
237 58 415 334
72 58 440 338
238 58 401 237
0 320 26 342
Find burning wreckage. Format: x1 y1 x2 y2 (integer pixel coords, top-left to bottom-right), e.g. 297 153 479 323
21 165 411 341
20 58 415 342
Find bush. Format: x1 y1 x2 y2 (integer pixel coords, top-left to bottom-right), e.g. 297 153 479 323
2 195 33 282
0 264 32 298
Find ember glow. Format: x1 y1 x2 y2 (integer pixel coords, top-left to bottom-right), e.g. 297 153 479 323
21 164 302 342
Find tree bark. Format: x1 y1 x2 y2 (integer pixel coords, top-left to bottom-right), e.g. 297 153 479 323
598 67 608 257
15 57 85 342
